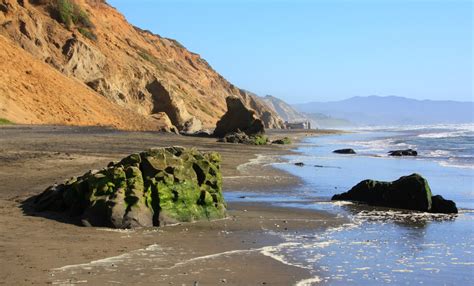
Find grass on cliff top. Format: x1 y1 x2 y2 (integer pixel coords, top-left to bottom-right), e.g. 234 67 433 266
54 0 97 41
0 118 14 125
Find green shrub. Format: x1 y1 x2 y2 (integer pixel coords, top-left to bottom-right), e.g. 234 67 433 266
138 50 154 62
251 135 269 145
55 0 96 39
57 0 74 28
0 118 14 125
78 27 97 41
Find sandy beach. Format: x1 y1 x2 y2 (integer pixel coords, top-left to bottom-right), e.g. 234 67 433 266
0 125 343 285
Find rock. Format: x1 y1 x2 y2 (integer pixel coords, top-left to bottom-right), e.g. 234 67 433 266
332 174 434 212
213 96 265 137
32 147 226 228
333 148 356 154
272 137 291 145
182 117 202 134
431 195 458 214
219 131 268 145
238 90 286 129
388 149 418 156
294 162 305 167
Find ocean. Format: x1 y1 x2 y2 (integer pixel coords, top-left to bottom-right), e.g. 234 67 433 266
227 124 474 285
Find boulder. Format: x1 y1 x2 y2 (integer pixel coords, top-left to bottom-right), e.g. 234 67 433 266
213 96 265 137
431 195 458 214
272 137 292 145
32 147 226 228
388 149 418 156
332 174 457 213
218 131 268 145
333 148 356 154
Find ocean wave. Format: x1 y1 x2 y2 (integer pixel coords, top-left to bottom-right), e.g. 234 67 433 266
350 123 474 132
345 138 413 152
427 150 452 157
417 130 472 139
438 160 474 170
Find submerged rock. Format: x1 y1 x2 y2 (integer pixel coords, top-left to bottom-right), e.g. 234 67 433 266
332 173 457 213
333 148 356 154
33 147 226 228
388 149 418 156
213 96 265 137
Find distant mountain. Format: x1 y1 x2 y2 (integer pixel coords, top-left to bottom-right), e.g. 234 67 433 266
294 96 474 126
261 95 308 122
303 113 354 128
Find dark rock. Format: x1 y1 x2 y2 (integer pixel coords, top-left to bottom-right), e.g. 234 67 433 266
219 131 268 145
431 195 458 214
294 162 305 167
333 148 356 154
388 149 418 156
272 137 292 145
332 174 434 212
32 147 226 228
213 96 265 137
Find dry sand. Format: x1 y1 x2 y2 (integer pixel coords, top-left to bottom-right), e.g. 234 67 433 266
0 125 344 285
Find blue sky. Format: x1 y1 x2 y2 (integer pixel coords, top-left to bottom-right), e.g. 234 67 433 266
108 0 472 103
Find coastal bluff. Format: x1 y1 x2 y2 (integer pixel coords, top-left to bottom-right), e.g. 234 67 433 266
332 173 458 214
32 147 226 228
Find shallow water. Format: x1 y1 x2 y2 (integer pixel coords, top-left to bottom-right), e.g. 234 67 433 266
227 126 474 285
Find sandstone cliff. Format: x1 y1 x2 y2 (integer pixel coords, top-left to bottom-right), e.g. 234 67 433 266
0 0 284 131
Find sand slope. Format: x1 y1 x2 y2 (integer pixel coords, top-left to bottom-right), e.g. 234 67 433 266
0 35 167 130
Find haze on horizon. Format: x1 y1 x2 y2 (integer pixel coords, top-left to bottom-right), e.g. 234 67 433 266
108 0 473 104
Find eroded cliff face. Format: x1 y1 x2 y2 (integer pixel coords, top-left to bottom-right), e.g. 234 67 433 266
0 0 284 131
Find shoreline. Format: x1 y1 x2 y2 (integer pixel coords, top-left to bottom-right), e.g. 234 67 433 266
0 125 345 285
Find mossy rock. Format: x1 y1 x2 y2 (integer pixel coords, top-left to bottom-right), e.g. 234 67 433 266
272 137 292 145
33 147 226 228
250 134 269 145
331 173 457 213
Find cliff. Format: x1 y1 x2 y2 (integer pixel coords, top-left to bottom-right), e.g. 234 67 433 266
0 0 284 131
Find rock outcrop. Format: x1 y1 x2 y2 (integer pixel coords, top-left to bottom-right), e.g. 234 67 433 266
0 0 283 131
272 137 292 145
218 131 269 145
388 149 418 156
213 96 265 137
332 173 458 213
333 148 356 154
33 147 226 228
431 195 458 214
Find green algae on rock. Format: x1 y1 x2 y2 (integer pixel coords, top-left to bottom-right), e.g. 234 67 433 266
332 173 458 214
272 137 292 145
33 147 226 228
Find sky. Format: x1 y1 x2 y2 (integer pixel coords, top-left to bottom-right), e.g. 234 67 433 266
108 0 473 104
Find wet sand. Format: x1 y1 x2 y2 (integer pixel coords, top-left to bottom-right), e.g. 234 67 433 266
0 125 343 285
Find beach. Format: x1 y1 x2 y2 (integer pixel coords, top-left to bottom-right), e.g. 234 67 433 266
0 125 342 285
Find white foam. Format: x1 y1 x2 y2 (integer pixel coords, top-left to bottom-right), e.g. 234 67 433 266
295 276 322 286
418 130 471 139
237 154 277 172
53 244 163 271
427 150 452 157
